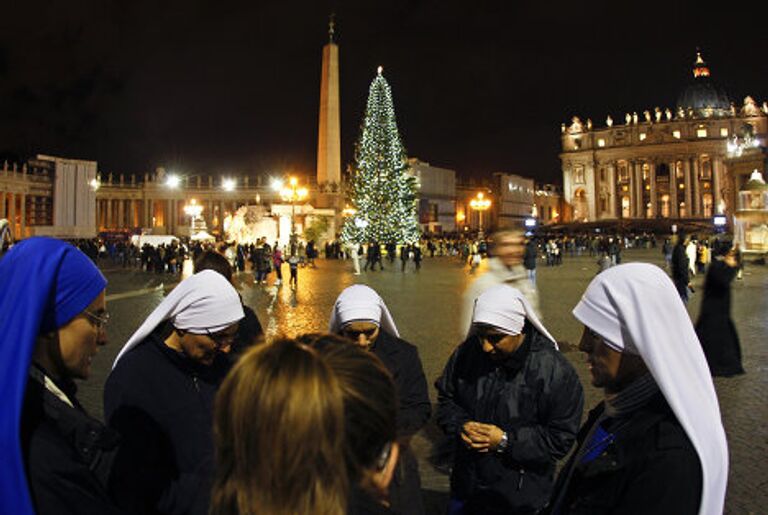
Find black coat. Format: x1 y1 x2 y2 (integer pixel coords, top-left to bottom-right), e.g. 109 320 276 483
547 393 702 515
21 370 122 515
695 259 744 376
523 242 537 270
372 331 432 515
104 334 227 515
435 329 583 514
671 243 689 288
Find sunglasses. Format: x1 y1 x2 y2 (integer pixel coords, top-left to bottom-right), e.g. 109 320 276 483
83 310 110 330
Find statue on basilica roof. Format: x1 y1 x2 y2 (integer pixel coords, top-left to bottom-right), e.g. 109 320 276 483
568 117 584 134
742 96 761 117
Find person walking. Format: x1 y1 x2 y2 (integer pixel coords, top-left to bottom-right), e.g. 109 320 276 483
288 253 300 289
523 237 537 287
105 271 244 515
672 232 692 303
695 240 745 377
400 243 410 272
329 285 432 515
548 263 728 515
0 238 120 515
436 285 583 515
272 244 284 286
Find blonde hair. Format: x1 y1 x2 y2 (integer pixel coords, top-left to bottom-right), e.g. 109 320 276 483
211 339 348 515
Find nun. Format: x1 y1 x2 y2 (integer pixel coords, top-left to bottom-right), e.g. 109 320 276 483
0 237 120 515
330 284 431 515
548 263 728 515
435 284 583 515
104 270 244 515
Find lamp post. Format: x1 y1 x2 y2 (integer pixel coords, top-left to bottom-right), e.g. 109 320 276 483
278 177 308 250
183 199 203 238
469 192 492 235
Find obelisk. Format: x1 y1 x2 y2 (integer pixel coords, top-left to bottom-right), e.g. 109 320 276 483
316 15 341 210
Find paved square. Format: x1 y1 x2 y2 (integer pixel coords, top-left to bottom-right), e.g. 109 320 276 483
80 249 767 514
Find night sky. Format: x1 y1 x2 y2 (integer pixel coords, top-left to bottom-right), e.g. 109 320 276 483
1 1 767 184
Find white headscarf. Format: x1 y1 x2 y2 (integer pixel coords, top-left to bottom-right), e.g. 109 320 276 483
329 284 399 337
113 270 245 368
470 284 558 349
573 263 727 515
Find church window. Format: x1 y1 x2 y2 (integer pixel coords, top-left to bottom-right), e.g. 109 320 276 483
673 130 681 139
597 138 606 147
619 164 629 182
574 167 585 184
697 128 707 138
639 133 647 141
720 127 729 137
701 159 712 180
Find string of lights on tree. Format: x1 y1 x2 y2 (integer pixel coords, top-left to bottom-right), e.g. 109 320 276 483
341 67 420 244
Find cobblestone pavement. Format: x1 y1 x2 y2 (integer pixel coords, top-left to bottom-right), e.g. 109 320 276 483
79 249 767 514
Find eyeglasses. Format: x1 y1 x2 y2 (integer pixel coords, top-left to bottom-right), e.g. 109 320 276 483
476 332 507 345
205 329 237 349
83 310 110 330
341 326 378 340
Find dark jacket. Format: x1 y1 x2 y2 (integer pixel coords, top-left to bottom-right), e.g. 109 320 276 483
547 393 702 515
104 334 227 515
435 328 583 514
523 241 537 270
347 485 396 515
21 370 122 515
372 331 431 515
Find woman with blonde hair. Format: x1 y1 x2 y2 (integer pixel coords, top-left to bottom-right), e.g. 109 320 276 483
211 339 348 515
299 333 401 514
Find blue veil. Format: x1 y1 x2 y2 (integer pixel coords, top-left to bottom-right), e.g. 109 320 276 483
0 238 107 514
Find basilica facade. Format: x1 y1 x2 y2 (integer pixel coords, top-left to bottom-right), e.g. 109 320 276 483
560 52 768 225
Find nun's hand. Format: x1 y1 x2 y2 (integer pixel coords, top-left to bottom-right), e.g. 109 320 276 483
461 421 492 452
471 422 505 450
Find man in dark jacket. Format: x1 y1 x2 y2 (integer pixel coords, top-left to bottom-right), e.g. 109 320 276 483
671 232 691 302
523 238 537 287
436 285 583 515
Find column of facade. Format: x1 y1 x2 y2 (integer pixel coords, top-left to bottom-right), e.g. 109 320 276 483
8 193 16 239
713 157 723 214
692 158 701 217
669 160 678 218
165 199 172 233
649 161 657 218
19 194 26 238
0 192 6 219
608 163 617 218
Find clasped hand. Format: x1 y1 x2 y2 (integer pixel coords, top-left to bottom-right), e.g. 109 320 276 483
461 421 504 453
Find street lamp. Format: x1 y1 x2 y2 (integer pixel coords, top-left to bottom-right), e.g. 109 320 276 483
469 192 492 234
183 199 203 237
279 177 308 249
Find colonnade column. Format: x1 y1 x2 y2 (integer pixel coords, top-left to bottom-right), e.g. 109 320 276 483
684 159 692 216
106 199 113 229
649 162 657 218
634 161 643 217
608 163 617 218
19 194 26 238
0 192 6 219
9 193 16 239
117 200 125 229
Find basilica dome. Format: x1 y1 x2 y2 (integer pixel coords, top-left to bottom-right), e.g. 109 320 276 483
676 51 731 116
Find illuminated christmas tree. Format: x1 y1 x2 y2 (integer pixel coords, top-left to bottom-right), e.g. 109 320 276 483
341 67 420 244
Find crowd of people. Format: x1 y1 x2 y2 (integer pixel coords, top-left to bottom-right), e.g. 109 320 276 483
0 227 745 514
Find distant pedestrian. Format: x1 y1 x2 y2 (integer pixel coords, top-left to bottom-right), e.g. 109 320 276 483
695 240 745 377
672 232 692 303
523 237 537 287
288 253 300 289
